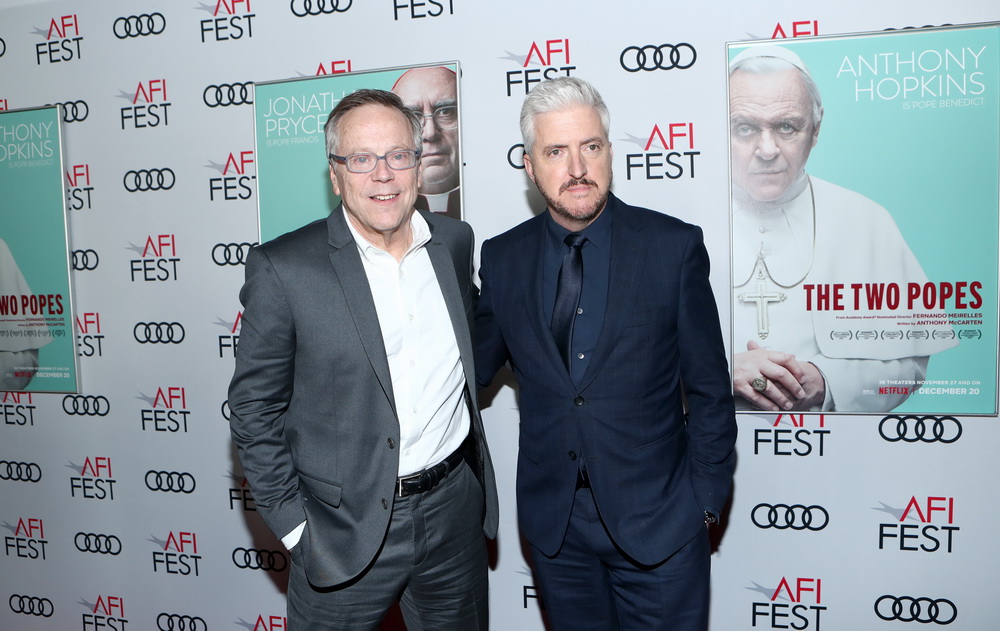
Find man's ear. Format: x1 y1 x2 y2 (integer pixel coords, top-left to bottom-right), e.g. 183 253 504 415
523 152 536 184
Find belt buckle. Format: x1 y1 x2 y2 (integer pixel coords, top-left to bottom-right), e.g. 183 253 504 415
397 472 421 497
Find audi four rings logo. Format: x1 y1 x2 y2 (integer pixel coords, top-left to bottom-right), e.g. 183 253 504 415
145 470 196 493
751 503 829 531
290 0 353 16
875 595 957 624
113 13 166 38
879 415 962 443
62 394 111 416
0 461 42 482
123 168 176 192
212 242 256 266
134 322 186 344
157 613 208 631
9 595 54 617
619 44 697 72
203 82 253 107
74 532 123 555
232 547 288 571
72 249 100 271
49 100 89 123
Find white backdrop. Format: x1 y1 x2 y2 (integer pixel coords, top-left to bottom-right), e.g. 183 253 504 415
1 1 997 629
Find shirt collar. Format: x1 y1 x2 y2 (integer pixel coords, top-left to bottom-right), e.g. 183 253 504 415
343 207 431 261
545 196 614 253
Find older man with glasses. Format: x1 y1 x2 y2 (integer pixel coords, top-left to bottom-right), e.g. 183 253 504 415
229 88 498 630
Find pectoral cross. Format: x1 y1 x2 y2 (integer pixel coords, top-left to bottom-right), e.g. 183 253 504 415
738 256 785 340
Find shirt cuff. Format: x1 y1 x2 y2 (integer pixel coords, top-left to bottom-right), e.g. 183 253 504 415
282 520 306 550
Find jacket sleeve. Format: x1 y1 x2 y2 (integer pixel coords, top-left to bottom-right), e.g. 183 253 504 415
228 246 306 541
676 226 738 518
474 238 512 391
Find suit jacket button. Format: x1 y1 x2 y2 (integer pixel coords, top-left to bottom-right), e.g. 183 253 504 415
568 451 577 460
574 396 585 406
387 438 395 449
382 498 389 509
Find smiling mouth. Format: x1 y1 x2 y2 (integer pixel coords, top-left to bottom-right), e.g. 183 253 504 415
372 194 398 201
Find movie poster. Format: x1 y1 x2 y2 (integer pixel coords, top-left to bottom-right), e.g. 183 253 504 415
0 105 78 393
727 24 999 415
254 62 463 243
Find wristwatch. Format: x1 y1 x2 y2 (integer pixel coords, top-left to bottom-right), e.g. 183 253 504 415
704 511 718 526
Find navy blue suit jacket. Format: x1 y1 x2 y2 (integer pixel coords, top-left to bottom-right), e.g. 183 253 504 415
476 194 736 565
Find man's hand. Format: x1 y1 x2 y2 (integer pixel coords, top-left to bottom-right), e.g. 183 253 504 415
733 341 824 411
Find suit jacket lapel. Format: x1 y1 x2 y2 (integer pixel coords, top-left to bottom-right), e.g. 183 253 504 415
423 221 476 392
519 215 576 386
325 208 397 418
580 198 645 389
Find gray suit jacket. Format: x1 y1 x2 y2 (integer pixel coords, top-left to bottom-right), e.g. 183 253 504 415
229 207 498 588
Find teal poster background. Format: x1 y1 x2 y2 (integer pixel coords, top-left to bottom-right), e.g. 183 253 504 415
728 24 999 415
0 105 78 393
254 62 460 244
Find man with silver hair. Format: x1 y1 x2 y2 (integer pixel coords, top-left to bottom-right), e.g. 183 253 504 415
729 45 955 412
477 77 736 630
230 88 498 629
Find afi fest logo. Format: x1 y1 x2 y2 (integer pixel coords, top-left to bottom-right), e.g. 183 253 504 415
3 517 48 560
877 495 959 553
749 577 826 630
151 530 201 576
754 414 830 457
119 79 171 129
76 312 105 358
2 392 36 427
66 163 95 210
771 19 820 39
504 38 576 96
236 614 287 630
33 14 83 64
129 235 180 282
393 0 453 20
69 456 117 500
313 58 353 75
138 387 191 434
216 311 242 357
197 0 256 42
80 595 128 630
622 123 699 181
206 150 255 201
228 471 257 511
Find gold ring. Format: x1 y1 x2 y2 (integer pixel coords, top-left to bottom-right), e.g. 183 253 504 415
751 376 768 392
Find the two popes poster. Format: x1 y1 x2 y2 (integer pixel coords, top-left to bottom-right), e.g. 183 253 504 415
728 23 998 415
0 105 77 393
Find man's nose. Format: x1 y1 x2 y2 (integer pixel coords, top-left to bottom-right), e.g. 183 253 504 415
755 131 779 160
567 150 587 179
371 157 395 181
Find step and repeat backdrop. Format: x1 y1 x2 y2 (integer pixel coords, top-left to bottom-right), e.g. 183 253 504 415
1 1 998 629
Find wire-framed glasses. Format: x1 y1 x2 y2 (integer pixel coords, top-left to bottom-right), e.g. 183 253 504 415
409 105 458 130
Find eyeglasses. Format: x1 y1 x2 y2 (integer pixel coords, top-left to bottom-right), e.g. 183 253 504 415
408 105 458 130
328 149 421 174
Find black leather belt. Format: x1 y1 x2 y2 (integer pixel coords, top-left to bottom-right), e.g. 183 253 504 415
397 446 465 497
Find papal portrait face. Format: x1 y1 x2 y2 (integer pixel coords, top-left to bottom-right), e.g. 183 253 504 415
729 67 820 204
392 66 460 195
